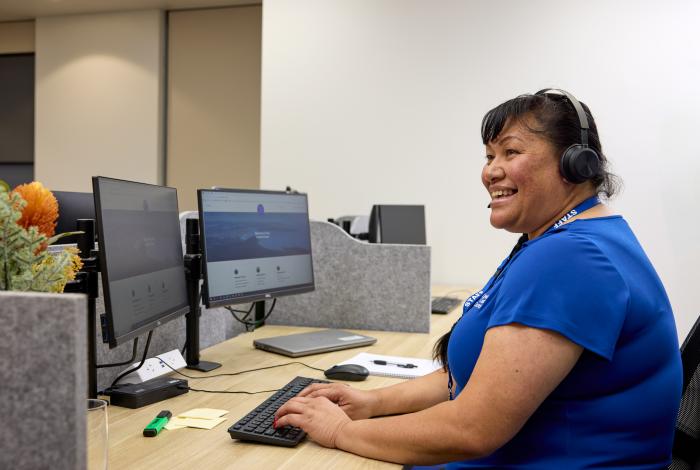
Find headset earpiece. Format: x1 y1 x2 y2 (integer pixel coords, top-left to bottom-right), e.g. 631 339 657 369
535 88 602 184
560 144 601 184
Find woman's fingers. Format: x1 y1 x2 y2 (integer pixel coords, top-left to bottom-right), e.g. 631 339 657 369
276 396 311 418
298 382 336 397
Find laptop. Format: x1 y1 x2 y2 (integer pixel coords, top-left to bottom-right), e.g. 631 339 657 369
253 329 377 357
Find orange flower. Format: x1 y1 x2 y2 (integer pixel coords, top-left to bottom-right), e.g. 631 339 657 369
13 182 59 238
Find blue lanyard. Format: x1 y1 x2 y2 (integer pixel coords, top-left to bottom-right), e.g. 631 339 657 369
446 195 600 400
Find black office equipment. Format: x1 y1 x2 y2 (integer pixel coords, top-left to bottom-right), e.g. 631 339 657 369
228 376 329 446
93 177 190 348
63 218 100 397
103 378 188 409
182 218 221 372
535 89 602 184
53 190 96 245
368 204 426 244
670 314 700 468
431 296 462 314
323 364 369 381
197 188 314 322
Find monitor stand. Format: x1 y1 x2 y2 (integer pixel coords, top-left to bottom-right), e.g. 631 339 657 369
184 219 221 372
63 219 100 398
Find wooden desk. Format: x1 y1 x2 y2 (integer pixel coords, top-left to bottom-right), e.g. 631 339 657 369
107 286 473 469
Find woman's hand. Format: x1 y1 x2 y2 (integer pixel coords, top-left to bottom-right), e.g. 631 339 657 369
297 382 380 419
274 396 351 448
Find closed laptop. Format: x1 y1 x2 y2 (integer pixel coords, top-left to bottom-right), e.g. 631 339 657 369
253 329 377 357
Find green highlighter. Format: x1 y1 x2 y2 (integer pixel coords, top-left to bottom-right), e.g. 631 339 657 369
143 410 172 437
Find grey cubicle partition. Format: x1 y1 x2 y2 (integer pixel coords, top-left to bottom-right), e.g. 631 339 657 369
0 291 87 470
180 212 431 334
270 220 432 333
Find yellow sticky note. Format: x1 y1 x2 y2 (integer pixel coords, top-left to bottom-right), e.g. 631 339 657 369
178 408 228 420
164 421 187 430
168 416 227 430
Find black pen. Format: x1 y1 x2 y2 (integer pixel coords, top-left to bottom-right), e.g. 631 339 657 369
371 359 417 369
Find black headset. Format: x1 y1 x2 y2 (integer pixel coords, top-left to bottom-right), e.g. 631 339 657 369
535 88 602 184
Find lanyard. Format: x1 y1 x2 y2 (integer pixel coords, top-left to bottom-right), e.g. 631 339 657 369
446 195 600 400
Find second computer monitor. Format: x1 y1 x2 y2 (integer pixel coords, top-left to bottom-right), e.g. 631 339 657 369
53 190 96 245
368 204 426 244
198 188 315 308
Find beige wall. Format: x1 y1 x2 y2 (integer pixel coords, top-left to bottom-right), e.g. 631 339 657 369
167 5 261 211
34 10 165 192
0 21 34 54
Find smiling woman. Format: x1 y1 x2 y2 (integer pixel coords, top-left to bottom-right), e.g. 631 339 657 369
275 89 682 470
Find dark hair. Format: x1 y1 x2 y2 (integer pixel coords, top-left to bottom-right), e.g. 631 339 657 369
433 91 622 370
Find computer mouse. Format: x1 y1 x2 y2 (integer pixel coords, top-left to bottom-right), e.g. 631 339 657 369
324 364 369 381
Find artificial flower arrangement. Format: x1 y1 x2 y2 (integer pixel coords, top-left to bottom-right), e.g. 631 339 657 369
0 179 83 293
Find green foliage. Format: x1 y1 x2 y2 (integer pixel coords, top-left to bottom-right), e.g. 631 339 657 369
0 185 78 292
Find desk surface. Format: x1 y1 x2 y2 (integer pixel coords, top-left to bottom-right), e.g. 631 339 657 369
107 286 473 469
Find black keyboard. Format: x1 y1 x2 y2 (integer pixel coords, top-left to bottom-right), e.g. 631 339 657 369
431 296 462 314
228 376 329 447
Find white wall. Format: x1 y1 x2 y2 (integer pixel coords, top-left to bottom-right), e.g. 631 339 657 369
261 0 700 339
35 10 165 192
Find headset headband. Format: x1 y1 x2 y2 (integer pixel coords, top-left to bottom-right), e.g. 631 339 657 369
535 88 590 146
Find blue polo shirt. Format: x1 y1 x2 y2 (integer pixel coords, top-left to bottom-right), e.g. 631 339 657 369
446 216 682 469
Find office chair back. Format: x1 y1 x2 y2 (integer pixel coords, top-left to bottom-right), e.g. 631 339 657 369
670 314 700 470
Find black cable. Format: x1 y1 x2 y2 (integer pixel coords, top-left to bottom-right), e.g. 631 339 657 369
96 337 139 369
110 330 153 387
226 302 255 316
157 358 325 379
179 385 280 395
226 298 277 328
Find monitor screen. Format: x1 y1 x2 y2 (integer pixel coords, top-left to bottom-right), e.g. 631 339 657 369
53 191 95 245
368 204 426 244
93 177 189 348
198 188 315 308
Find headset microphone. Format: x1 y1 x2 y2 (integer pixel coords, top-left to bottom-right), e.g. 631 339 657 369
535 89 602 184
487 202 491 209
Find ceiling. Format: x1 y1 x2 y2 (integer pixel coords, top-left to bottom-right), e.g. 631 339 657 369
0 0 261 22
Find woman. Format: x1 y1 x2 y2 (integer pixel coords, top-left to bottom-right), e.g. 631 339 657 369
275 90 683 468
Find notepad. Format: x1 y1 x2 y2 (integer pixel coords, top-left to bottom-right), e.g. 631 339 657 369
338 352 442 379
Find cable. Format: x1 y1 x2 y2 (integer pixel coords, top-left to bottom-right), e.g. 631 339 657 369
110 330 153 387
96 337 139 369
226 298 277 329
157 358 325 379
165 356 326 396
178 385 279 395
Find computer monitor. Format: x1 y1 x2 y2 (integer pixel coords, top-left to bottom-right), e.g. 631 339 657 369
53 190 96 245
197 188 315 309
92 177 189 348
368 204 426 244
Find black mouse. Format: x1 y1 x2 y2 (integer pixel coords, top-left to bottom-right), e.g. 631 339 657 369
324 364 369 381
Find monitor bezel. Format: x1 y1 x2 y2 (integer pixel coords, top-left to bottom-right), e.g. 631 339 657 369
197 187 315 309
93 176 190 349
